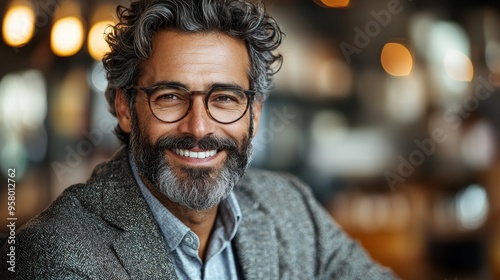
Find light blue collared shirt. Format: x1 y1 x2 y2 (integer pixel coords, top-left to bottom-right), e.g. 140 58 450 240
129 155 242 280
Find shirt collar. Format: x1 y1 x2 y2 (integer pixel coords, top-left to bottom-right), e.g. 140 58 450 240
218 188 242 241
128 152 242 252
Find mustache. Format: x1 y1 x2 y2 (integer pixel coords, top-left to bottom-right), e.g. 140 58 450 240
155 134 239 151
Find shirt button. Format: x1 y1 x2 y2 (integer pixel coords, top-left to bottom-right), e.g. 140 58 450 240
185 236 193 244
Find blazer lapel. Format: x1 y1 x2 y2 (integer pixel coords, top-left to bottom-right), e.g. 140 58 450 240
112 229 176 279
88 149 177 279
234 187 280 280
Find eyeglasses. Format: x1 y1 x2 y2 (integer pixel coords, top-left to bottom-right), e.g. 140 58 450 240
132 83 255 124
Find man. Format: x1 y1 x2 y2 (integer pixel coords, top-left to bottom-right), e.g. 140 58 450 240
1 0 397 279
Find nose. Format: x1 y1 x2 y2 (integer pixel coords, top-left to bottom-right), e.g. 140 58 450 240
177 94 216 138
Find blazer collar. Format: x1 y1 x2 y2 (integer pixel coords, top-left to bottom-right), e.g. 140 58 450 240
84 147 177 279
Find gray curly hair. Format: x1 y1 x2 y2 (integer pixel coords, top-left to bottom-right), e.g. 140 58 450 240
102 0 284 144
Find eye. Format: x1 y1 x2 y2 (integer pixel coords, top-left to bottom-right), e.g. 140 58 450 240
213 94 238 103
208 89 248 113
156 93 179 100
150 86 189 107
210 89 245 103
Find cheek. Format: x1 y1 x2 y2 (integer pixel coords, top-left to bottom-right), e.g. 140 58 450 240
134 104 167 141
223 115 252 140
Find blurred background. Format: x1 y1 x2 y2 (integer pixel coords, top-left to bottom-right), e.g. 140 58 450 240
0 0 499 279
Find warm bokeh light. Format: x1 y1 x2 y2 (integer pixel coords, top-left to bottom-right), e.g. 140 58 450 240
444 50 474 82
87 20 113 61
320 0 350 8
50 17 85 57
2 5 35 47
380 42 413 77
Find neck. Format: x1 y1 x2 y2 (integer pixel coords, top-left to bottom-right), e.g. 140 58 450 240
143 177 217 262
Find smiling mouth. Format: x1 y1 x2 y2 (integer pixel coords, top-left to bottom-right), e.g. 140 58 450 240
173 149 218 159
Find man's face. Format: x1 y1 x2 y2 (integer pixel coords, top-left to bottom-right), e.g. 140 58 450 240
116 30 261 210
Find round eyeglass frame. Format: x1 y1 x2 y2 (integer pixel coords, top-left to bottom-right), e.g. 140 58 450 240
130 84 256 124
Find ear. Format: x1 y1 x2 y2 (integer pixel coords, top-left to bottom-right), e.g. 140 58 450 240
115 89 132 134
251 100 262 138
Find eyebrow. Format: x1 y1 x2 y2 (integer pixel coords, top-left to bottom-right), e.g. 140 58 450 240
147 80 247 91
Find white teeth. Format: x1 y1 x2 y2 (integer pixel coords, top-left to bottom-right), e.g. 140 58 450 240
174 149 217 159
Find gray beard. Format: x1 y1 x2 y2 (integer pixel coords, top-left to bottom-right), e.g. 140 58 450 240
129 114 253 211
151 152 247 211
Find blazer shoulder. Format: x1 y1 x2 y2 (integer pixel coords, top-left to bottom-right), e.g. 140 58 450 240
238 169 312 196
6 149 131 263
15 182 106 244
236 169 316 212
0 183 111 277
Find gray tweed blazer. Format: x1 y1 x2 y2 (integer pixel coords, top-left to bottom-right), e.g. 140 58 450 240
0 148 396 279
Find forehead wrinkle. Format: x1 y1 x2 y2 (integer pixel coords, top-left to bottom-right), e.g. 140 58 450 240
174 51 233 66
174 37 250 72
140 30 251 88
